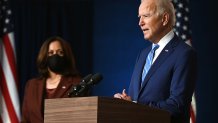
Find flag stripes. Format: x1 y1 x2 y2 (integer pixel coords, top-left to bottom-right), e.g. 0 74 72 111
190 94 196 123
0 67 19 123
2 33 18 86
1 0 21 122
0 34 20 123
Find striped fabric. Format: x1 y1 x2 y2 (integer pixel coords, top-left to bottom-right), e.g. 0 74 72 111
0 0 21 122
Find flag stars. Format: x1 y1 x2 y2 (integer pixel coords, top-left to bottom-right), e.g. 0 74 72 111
181 34 187 40
5 18 9 24
7 10 11 15
185 7 189 12
184 16 189 21
1 1 13 35
183 26 187 31
176 22 180 27
177 12 182 18
173 0 192 48
3 28 7 33
178 3 183 8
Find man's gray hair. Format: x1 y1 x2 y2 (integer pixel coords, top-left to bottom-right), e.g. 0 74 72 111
141 0 176 26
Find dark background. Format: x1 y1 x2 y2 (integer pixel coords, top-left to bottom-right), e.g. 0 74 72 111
10 0 218 122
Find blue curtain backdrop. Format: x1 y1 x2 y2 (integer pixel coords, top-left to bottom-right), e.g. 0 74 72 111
11 0 93 101
10 0 218 123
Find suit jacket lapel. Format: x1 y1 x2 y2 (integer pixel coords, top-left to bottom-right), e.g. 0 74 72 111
37 76 72 99
52 76 73 98
139 36 179 94
133 46 151 100
36 78 45 117
129 47 151 100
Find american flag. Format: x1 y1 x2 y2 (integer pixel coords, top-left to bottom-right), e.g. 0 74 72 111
172 0 196 123
0 0 21 122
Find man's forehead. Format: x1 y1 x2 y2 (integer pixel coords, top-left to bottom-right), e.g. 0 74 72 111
139 1 157 13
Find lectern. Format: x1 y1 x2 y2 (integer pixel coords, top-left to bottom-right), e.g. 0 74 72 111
44 96 170 123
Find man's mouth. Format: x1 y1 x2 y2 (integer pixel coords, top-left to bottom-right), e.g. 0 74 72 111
142 28 149 32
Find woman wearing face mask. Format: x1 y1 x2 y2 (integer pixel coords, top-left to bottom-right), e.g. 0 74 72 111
22 36 82 123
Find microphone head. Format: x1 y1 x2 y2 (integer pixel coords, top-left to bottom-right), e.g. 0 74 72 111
68 74 92 97
81 74 92 83
88 73 103 85
68 73 103 97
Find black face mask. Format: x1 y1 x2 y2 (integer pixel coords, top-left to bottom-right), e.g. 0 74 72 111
47 54 67 74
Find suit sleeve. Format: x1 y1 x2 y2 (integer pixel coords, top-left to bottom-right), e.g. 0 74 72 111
148 49 197 116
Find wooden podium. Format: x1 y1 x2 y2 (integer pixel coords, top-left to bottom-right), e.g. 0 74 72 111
44 96 170 123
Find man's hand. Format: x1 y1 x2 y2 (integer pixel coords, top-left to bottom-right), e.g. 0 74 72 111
114 89 132 101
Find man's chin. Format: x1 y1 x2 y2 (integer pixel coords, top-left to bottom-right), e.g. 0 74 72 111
143 35 149 40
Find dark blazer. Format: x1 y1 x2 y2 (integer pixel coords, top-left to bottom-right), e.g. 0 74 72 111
22 76 81 123
128 35 197 123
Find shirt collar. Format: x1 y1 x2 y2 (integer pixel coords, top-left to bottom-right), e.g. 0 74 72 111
154 30 174 48
151 30 174 63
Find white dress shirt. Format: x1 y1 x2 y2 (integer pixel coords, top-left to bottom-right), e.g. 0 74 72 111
152 30 174 63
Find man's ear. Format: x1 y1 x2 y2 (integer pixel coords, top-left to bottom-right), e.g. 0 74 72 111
162 12 169 26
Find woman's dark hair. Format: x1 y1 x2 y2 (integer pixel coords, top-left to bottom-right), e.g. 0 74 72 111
37 36 79 77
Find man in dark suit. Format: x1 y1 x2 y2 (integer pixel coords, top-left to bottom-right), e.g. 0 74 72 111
114 0 197 123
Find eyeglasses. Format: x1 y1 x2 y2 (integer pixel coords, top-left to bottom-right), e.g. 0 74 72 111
48 49 64 56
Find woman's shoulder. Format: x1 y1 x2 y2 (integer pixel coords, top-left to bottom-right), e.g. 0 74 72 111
26 76 44 85
62 75 81 84
64 75 81 81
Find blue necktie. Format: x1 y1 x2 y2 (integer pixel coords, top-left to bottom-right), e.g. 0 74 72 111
141 44 159 84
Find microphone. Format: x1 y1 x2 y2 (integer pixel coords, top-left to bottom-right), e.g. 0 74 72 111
75 73 103 96
68 73 103 96
87 73 103 86
68 74 92 97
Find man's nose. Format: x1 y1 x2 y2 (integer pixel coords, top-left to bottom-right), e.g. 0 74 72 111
138 17 144 26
